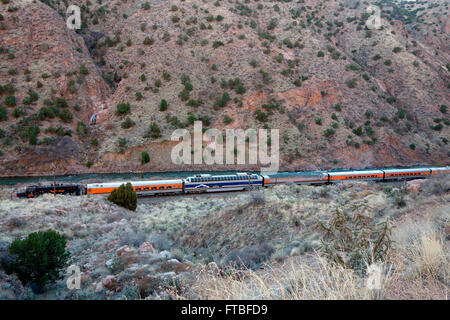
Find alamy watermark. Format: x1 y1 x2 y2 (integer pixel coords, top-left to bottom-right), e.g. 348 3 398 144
366 262 383 290
170 121 279 174
66 264 81 290
366 5 382 30
66 5 81 30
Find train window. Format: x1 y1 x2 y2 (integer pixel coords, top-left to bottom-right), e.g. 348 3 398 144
167 186 172 189
151 187 157 190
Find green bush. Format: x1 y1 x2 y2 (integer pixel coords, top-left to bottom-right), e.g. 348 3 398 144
121 117 135 129
143 37 154 45
4 230 69 291
76 121 88 136
79 64 89 75
5 95 16 107
146 122 162 139
107 183 137 211
59 109 73 123
0 105 7 121
141 151 150 164
159 99 168 111
116 102 131 116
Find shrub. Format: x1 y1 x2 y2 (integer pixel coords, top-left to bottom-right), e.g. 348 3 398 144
91 138 99 147
223 243 274 269
59 109 73 123
178 89 190 101
76 121 88 136
346 78 357 88
141 151 150 164
143 37 154 45
159 99 168 111
107 183 137 211
4 95 16 107
0 105 7 121
440 105 447 114
121 117 135 129
223 115 233 125
212 41 224 49
254 110 268 122
79 64 89 75
22 91 39 105
3 230 69 292
116 102 131 116
324 128 336 138
146 122 162 139
316 208 394 271
214 92 231 109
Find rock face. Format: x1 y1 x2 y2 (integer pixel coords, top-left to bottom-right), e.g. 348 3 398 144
407 179 426 193
0 0 449 176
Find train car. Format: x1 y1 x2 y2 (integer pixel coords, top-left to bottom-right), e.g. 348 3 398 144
383 168 431 180
86 180 184 196
184 172 262 193
15 184 82 198
328 169 384 182
430 166 450 175
263 172 328 185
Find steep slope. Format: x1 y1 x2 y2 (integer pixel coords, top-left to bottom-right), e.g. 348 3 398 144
0 0 448 176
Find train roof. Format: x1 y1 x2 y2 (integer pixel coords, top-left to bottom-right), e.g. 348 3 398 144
382 168 431 173
327 170 384 176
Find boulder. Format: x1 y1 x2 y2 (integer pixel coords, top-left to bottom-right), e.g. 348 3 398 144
137 275 159 297
139 242 155 253
102 275 118 290
407 179 426 193
159 250 172 259
116 246 131 256
167 259 191 272
94 282 104 293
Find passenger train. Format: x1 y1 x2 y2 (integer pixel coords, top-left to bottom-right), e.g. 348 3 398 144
15 166 450 198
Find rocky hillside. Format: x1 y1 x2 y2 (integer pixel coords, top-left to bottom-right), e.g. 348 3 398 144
0 0 449 176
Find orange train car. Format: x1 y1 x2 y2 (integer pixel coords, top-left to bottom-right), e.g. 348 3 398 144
86 180 184 196
327 170 385 182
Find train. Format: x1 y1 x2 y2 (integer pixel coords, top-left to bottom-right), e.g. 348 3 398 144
13 166 450 198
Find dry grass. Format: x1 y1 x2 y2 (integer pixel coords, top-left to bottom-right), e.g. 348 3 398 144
393 219 448 280
175 254 393 300
417 235 446 277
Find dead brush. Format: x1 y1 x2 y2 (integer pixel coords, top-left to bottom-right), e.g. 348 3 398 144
393 221 448 281
316 205 395 272
177 255 386 300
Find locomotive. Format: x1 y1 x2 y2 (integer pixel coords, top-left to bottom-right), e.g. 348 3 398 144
14 166 450 198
